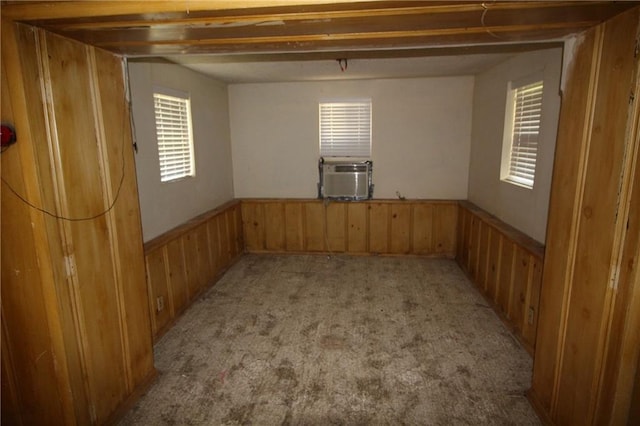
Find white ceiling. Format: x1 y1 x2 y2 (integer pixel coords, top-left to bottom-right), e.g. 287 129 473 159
164 53 518 84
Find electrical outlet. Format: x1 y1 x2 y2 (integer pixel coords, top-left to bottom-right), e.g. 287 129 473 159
157 296 165 312
527 307 535 325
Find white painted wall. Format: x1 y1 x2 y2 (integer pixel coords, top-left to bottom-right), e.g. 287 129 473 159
128 62 234 241
467 48 562 243
229 77 473 199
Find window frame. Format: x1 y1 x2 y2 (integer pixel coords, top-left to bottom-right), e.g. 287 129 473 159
500 76 544 189
153 86 196 183
319 99 372 158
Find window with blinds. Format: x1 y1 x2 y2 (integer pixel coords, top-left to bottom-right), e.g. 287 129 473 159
501 80 543 189
319 100 371 157
153 91 195 183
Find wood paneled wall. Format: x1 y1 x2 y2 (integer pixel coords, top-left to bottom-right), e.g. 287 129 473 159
530 7 640 425
241 199 458 257
1 23 154 425
456 201 544 354
143 201 243 339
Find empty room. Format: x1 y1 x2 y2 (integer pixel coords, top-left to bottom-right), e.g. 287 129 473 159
2 2 640 425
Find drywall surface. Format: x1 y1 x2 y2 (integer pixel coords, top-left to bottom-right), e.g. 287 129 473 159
129 62 234 241
229 77 473 199
467 48 562 243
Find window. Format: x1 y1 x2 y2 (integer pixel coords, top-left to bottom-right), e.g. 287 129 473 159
319 100 371 157
501 80 544 189
153 89 195 182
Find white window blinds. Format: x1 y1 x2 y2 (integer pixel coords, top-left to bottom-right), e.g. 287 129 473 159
319 101 371 157
504 81 543 188
153 92 195 182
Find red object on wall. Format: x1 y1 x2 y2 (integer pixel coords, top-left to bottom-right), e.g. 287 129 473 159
1 124 16 147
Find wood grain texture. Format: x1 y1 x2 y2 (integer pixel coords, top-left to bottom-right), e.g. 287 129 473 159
530 7 640 425
455 202 544 356
241 199 458 257
3 1 631 57
2 23 155 425
143 202 243 341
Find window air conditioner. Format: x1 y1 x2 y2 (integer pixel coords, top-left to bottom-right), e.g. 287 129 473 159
318 158 373 200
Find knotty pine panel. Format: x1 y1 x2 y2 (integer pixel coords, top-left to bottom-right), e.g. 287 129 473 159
433 203 458 256
284 202 305 252
554 11 640 424
497 239 515 317
486 228 501 303
45 31 129 421
326 202 347 252
242 200 458 257
264 202 286 251
412 203 434 254
368 203 389 254
456 201 544 356
390 204 411 254
477 222 490 292
166 238 188 316
183 230 201 298
347 202 367 253
241 202 265 251
145 249 171 335
510 247 532 334
208 216 222 276
144 201 243 340
304 202 325 252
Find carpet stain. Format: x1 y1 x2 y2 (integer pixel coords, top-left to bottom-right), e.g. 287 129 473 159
356 377 390 401
300 321 319 337
319 334 347 350
222 402 255 425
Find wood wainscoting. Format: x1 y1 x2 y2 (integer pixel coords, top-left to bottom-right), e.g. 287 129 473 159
241 199 458 257
143 201 243 339
456 201 544 354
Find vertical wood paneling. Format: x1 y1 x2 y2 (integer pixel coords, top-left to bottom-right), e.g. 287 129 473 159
369 203 389 253
145 249 171 334
456 202 544 357
390 204 411 254
467 216 481 279
347 203 368 253
143 201 244 341
530 27 600 416
241 202 265 251
498 239 515 316
218 212 232 270
183 230 200 298
1 28 72 423
45 31 129 421
555 13 638 423
434 203 457 256
264 202 286 251
166 238 188 315
195 224 212 288
522 257 543 349
208 216 221 276
304 203 325 252
477 223 490 292
93 45 153 391
3 24 155 425
285 202 304 251
510 248 531 333
486 228 501 302
413 204 434 254
326 202 346 252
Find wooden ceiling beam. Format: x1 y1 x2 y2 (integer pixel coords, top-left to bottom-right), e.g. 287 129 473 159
2 1 637 57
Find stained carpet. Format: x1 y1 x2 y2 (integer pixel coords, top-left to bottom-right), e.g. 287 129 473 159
120 254 540 425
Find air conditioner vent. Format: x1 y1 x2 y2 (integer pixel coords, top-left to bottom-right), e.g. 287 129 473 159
318 158 373 200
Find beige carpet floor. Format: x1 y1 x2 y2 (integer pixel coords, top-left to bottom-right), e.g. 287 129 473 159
120 254 540 425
